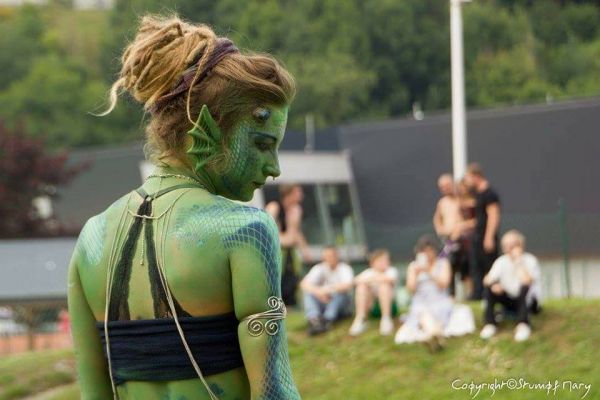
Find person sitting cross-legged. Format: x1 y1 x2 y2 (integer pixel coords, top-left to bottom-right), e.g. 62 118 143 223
349 249 399 336
480 230 541 342
300 246 354 335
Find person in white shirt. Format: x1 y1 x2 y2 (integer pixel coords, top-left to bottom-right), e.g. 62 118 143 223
480 230 542 342
349 249 399 336
300 246 354 335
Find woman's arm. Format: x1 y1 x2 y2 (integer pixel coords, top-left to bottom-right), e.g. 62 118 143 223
432 259 452 290
67 249 113 400
265 201 297 248
228 210 301 400
405 263 418 294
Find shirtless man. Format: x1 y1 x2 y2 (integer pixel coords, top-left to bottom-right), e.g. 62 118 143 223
433 174 474 297
433 174 461 241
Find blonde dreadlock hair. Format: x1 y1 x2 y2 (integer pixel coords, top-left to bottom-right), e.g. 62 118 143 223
103 14 296 165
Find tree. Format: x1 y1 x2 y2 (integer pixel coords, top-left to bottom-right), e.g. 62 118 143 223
469 46 557 106
0 54 140 148
362 0 450 114
0 121 87 238
0 5 47 90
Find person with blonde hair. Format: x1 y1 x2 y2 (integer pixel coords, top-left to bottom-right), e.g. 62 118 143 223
68 14 300 399
480 230 541 342
349 249 399 336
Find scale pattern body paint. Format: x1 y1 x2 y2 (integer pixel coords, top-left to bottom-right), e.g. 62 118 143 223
174 194 301 399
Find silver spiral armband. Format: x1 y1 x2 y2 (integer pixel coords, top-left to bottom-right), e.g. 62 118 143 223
243 296 287 337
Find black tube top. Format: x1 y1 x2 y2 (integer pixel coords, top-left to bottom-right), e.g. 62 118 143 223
96 312 244 385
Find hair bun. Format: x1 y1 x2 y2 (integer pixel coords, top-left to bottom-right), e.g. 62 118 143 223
103 14 218 114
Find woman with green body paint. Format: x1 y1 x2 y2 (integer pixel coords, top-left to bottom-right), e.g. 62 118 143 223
67 14 300 400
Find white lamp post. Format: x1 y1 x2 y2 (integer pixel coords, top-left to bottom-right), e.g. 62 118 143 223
450 0 470 180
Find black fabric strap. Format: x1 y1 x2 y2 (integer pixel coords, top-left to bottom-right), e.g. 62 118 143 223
108 183 201 321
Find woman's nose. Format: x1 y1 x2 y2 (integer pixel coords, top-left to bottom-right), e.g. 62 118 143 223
264 157 281 179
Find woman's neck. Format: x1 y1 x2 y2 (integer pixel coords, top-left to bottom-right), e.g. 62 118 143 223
155 160 217 194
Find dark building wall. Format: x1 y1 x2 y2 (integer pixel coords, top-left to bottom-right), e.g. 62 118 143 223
339 98 600 258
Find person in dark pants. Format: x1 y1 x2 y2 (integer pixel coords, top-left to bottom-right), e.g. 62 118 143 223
266 184 311 307
480 230 539 342
464 163 501 300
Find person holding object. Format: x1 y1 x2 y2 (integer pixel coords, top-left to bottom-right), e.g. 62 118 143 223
349 249 398 336
480 230 541 342
394 236 457 350
300 246 353 335
68 14 301 399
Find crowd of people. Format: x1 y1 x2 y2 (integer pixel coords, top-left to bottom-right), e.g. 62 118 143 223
273 163 543 348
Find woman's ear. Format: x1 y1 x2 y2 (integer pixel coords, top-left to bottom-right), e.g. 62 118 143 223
186 105 223 172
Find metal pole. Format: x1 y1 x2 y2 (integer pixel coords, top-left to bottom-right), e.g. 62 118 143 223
304 113 315 153
450 0 469 180
558 199 571 298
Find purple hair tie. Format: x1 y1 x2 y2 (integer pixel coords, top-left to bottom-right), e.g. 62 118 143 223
151 38 239 113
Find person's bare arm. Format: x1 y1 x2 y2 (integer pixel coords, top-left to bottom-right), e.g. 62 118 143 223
513 255 533 286
375 271 397 285
483 259 502 287
484 203 500 252
433 200 444 236
405 263 418 294
330 281 353 293
286 205 311 262
300 274 321 296
432 259 452 289
265 201 297 247
68 250 113 400
354 269 375 285
229 210 301 399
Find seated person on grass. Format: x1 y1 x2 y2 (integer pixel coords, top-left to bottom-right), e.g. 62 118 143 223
394 235 455 349
349 249 399 336
300 246 354 335
480 230 541 342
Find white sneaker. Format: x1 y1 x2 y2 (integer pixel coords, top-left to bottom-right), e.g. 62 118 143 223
514 323 531 342
349 318 368 336
480 324 497 340
379 317 394 336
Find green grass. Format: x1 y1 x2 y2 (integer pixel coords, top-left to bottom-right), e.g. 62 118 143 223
0 349 76 400
288 298 600 399
1 299 599 399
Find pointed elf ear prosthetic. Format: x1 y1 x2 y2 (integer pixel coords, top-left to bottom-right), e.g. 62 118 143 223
186 105 223 173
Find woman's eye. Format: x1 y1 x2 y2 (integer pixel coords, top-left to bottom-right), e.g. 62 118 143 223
256 142 271 151
253 107 271 122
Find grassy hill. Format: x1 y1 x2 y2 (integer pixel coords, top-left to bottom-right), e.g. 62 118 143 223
1 298 598 400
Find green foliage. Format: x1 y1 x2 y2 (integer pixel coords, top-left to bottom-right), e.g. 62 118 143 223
2 0 600 148
0 54 138 147
471 46 558 106
0 5 47 90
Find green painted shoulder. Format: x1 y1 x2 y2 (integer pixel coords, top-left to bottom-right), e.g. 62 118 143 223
76 194 129 269
172 193 278 249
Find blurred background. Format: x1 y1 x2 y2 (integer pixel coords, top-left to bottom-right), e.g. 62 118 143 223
0 0 599 399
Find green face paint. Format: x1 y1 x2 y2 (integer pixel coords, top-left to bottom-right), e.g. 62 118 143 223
186 104 288 201
210 104 288 201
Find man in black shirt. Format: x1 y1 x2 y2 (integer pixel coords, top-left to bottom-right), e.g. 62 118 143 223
465 163 501 300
